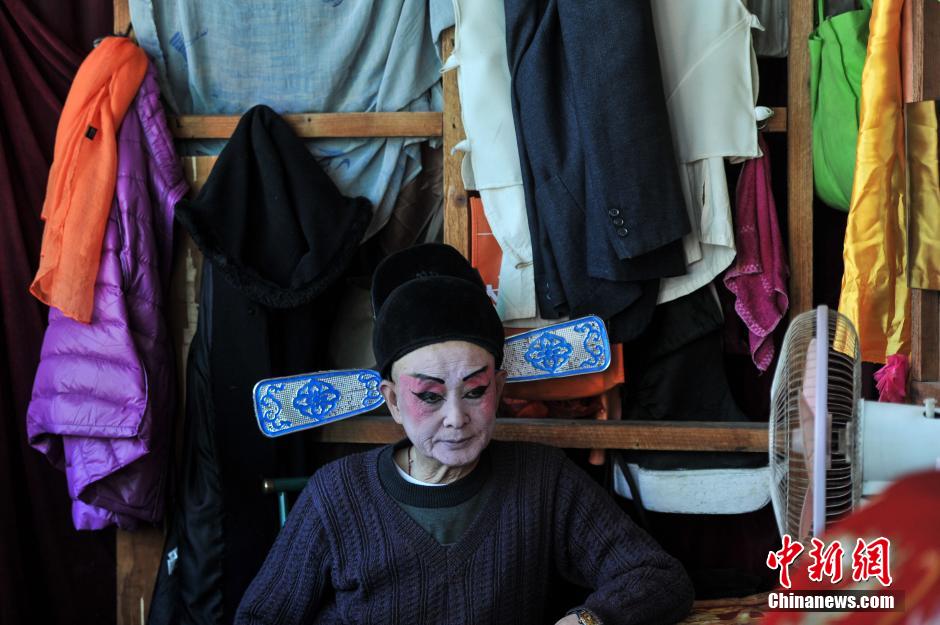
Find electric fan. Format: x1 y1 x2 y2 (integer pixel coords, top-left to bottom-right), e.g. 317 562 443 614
769 305 940 543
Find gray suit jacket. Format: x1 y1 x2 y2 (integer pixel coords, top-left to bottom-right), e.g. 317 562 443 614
505 0 691 336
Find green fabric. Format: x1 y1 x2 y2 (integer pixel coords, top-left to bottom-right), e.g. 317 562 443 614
809 0 872 211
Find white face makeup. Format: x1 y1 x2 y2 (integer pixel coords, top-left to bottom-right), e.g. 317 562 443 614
380 341 506 483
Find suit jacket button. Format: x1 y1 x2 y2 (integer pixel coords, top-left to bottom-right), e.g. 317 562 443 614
608 208 620 217
616 227 629 237
612 217 624 226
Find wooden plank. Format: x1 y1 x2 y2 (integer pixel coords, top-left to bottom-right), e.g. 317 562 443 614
765 106 787 133
787 1 815 315
911 0 940 383
310 416 769 453
924 0 940 100
115 6 148 625
168 108 783 140
181 156 218 195
912 290 940 381
113 0 131 34
168 112 442 139
116 528 164 625
441 27 471 258
911 380 940 403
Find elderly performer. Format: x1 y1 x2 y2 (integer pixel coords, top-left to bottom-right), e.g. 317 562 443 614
235 244 694 625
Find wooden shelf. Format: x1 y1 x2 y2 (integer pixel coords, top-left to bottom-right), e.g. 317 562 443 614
911 380 940 403
169 111 443 139
309 416 768 453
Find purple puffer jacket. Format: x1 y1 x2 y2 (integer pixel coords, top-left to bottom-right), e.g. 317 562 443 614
27 65 187 530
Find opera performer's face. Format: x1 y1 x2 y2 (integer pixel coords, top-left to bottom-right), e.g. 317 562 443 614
381 341 506 474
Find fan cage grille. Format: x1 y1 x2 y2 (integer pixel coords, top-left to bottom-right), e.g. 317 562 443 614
769 308 861 545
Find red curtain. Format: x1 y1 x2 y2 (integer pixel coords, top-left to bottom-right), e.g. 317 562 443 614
0 1 115 623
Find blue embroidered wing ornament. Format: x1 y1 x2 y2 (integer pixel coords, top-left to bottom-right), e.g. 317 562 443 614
252 316 611 437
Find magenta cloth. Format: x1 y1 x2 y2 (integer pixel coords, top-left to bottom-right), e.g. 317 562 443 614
874 353 909 402
723 134 789 372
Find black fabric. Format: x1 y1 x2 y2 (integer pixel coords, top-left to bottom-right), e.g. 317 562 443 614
175 104 372 309
503 0 689 323
149 106 371 625
1 2 116 624
620 286 763 470
608 279 660 344
372 243 504 377
377 439 491 509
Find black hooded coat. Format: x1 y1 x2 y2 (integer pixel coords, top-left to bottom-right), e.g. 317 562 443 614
149 105 371 625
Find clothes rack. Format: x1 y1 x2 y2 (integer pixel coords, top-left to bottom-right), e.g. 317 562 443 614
107 1 940 623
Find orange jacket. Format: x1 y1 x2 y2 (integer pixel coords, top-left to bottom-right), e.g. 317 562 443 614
30 37 148 322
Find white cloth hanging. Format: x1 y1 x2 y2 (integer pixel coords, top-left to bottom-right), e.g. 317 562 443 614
651 0 764 304
447 0 536 321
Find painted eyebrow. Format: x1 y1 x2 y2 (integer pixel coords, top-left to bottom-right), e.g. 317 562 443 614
462 366 488 381
408 366 488 384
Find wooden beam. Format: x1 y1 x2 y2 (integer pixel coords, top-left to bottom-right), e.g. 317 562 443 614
923 0 940 101
168 108 784 141
180 156 217 195
441 27 471 258
911 0 940 384
168 112 442 139
787 0 815 315
114 6 156 625
765 106 788 133
310 416 769 453
911 380 940 403
912 289 940 382
113 0 130 34
117 529 164 625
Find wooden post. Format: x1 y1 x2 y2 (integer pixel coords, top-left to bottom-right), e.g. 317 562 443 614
441 27 471 258
910 0 940 401
787 0 815 315
114 0 171 617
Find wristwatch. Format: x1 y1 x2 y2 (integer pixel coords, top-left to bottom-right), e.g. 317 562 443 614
570 608 601 625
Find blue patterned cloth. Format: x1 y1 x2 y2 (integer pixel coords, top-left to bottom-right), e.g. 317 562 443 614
129 0 453 239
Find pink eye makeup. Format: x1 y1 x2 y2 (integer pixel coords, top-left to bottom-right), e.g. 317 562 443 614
398 374 446 416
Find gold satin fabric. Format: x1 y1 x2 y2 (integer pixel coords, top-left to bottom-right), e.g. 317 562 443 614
839 0 910 363
907 100 940 290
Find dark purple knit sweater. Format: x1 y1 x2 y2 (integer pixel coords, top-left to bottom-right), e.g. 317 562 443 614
234 442 694 625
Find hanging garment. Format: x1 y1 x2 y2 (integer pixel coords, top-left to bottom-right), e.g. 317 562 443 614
906 100 940 291
723 134 789 372
621 285 748 427
129 0 447 240
746 0 789 57
651 0 763 305
27 65 186 530
447 0 535 321
838 0 910 367
148 105 371 625
504 0 690 326
809 0 872 211
29 36 148 323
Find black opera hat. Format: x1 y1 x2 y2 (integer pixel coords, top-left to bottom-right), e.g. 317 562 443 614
372 243 504 378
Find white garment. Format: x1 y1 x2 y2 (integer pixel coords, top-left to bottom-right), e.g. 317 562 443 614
652 0 763 304
447 0 536 321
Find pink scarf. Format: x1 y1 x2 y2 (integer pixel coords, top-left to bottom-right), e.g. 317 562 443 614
723 134 789 371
